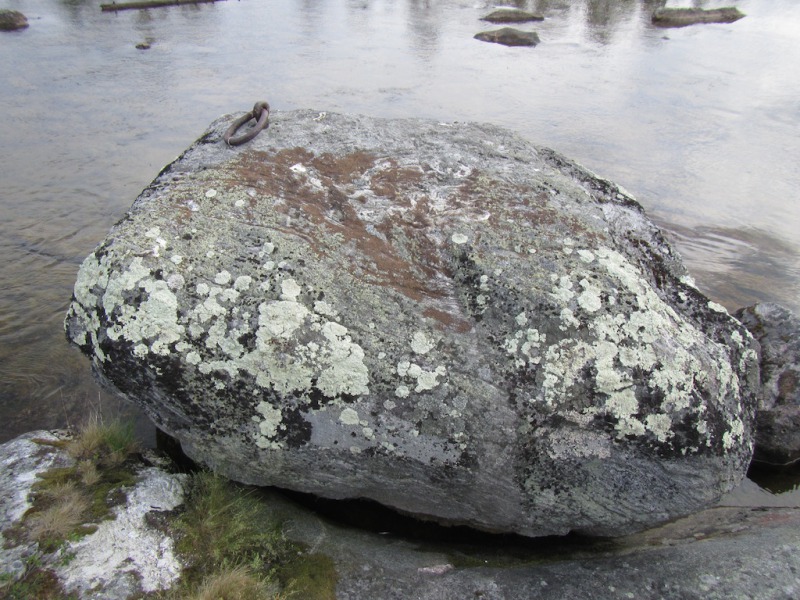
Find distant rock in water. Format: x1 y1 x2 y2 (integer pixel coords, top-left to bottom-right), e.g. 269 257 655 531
65 109 759 538
652 7 745 28
480 9 544 24
474 27 540 47
0 9 29 31
736 303 800 466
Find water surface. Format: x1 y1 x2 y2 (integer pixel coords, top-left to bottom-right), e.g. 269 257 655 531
1 0 798 501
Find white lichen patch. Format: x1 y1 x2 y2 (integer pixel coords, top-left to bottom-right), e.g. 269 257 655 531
707 301 728 314
58 468 186 595
80 256 186 358
504 327 546 368
234 275 252 291
314 300 337 316
255 402 283 449
339 407 360 426
451 233 469 245
280 278 302 301
577 278 602 313
411 331 435 355
550 275 575 303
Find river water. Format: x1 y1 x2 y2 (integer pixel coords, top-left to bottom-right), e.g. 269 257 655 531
1 0 799 501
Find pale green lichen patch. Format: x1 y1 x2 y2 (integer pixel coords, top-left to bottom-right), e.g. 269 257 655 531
254 403 284 449
410 331 435 355
518 245 746 450
397 361 447 393
339 407 360 426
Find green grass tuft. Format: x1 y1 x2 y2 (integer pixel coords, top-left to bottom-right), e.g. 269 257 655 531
186 565 283 600
175 472 290 576
66 416 138 466
151 471 338 600
278 553 339 600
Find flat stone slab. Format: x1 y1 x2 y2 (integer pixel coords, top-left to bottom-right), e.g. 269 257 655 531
480 9 544 24
652 7 745 28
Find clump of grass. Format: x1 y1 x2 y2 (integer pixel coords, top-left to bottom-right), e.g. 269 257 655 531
25 482 91 551
187 565 282 600
154 471 336 600
0 557 77 600
174 472 290 576
19 416 140 556
66 415 138 467
278 553 339 600
75 460 100 487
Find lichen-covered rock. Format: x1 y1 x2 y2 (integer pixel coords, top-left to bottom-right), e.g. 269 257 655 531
474 27 540 47
65 109 759 537
735 303 800 465
0 431 186 598
0 432 71 584
0 9 29 31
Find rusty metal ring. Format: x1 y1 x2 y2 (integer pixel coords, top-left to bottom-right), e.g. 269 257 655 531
223 101 270 146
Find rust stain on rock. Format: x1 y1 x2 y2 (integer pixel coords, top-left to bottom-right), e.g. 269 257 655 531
229 149 455 305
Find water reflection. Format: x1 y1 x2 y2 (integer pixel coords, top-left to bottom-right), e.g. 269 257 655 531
663 224 800 312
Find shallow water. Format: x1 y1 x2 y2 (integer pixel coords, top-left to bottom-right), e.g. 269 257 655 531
1 0 799 503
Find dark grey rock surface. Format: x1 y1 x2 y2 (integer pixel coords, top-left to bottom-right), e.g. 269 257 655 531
736 303 800 465
65 109 759 537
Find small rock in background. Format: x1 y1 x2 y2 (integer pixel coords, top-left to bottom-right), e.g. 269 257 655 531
652 7 745 28
474 27 540 47
736 303 800 465
481 9 544 24
0 9 29 31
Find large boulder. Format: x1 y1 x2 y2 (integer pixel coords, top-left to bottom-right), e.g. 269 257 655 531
65 109 759 537
735 303 800 465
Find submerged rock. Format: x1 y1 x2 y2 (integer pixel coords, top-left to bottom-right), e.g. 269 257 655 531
652 7 745 28
736 303 800 465
474 27 540 47
0 9 29 31
480 9 544 24
65 109 759 537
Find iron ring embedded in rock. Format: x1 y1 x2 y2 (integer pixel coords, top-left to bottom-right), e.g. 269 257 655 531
223 101 270 146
